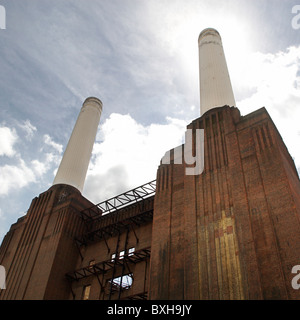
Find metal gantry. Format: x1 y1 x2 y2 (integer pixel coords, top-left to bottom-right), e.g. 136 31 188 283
66 247 151 282
66 246 151 299
80 180 156 221
68 180 156 300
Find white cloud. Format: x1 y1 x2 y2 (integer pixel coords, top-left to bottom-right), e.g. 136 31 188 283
234 46 300 112
83 113 187 203
18 120 37 141
83 44 300 203
31 152 62 179
31 159 47 177
0 159 36 196
0 126 18 157
0 124 63 196
0 149 63 197
234 46 300 172
43 134 63 153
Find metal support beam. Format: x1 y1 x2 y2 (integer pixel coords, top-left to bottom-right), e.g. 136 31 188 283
65 247 151 282
80 180 156 221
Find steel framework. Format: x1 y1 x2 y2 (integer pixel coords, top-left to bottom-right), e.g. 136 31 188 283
80 180 156 221
66 247 151 282
68 180 155 300
66 247 151 300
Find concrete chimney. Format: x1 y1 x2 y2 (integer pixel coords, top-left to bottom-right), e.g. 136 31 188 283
53 97 103 193
198 28 235 115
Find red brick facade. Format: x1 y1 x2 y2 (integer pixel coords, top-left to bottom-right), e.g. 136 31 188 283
1 105 300 300
149 105 300 299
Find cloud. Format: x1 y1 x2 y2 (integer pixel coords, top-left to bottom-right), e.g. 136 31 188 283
0 123 63 196
82 44 300 204
234 45 300 172
0 125 18 157
31 159 48 177
43 134 63 153
18 120 37 141
0 159 36 196
83 113 187 203
234 46 300 111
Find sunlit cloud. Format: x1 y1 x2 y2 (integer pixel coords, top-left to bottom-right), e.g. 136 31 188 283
0 159 36 196
84 113 187 202
0 125 18 157
234 45 300 172
43 134 63 154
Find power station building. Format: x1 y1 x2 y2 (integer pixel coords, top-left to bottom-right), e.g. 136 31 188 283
1 28 300 300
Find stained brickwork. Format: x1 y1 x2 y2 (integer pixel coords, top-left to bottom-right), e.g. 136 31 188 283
1 105 300 300
0 185 153 300
149 105 300 300
0 184 90 299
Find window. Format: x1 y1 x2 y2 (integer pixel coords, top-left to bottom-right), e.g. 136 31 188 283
128 247 135 256
110 248 135 261
82 285 91 300
88 260 95 269
108 273 133 290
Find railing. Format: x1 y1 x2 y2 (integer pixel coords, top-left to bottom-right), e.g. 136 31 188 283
80 180 156 221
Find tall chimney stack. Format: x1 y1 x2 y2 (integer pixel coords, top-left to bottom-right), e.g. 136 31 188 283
53 97 103 193
198 28 235 115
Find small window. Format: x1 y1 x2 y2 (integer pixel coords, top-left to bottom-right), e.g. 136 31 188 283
108 273 133 291
111 253 116 262
128 247 135 256
88 260 95 268
119 251 125 259
82 285 91 300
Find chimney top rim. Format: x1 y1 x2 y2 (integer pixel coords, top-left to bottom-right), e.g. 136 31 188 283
83 96 103 107
198 28 221 43
83 96 103 113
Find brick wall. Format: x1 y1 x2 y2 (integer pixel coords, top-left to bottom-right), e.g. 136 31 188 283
149 105 300 300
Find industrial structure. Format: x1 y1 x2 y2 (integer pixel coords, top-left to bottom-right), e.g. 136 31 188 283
1 28 300 300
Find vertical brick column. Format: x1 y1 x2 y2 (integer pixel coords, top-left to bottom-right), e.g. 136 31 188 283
0 184 93 300
150 105 300 300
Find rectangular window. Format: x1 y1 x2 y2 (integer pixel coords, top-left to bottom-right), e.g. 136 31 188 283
111 248 135 262
88 260 95 269
108 273 133 290
82 285 91 300
128 247 135 256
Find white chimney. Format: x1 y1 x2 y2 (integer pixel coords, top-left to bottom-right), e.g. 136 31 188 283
53 97 102 193
198 28 235 115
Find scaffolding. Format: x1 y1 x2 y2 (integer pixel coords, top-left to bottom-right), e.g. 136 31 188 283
66 247 150 282
75 181 156 248
66 247 151 300
77 207 153 247
68 180 156 300
80 180 156 221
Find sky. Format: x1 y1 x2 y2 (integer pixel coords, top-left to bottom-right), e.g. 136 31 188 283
0 0 300 243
